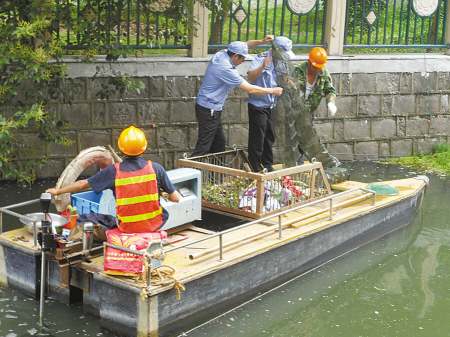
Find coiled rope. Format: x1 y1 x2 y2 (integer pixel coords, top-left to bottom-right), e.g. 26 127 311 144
139 251 185 300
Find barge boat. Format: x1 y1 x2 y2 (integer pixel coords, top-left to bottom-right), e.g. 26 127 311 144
0 149 428 336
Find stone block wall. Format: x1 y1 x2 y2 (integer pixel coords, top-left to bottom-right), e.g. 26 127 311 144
315 69 450 162
16 54 450 178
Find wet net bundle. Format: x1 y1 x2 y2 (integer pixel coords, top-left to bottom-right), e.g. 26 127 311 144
366 183 399 196
271 41 341 170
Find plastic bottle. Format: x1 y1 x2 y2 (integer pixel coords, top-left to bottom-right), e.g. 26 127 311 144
65 205 78 230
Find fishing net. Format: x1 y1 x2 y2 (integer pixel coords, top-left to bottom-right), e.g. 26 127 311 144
365 183 399 196
325 167 351 185
271 41 341 171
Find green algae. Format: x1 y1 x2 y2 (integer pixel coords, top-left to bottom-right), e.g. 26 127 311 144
380 142 450 178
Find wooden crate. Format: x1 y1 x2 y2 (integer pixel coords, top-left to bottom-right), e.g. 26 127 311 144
179 149 332 219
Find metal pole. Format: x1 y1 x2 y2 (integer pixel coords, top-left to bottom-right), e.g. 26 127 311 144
39 250 46 324
33 221 37 248
146 258 152 293
219 235 223 261
329 199 333 220
2 198 40 210
278 215 282 239
0 209 2 235
38 197 51 325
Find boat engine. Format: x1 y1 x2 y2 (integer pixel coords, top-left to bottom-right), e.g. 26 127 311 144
38 193 56 253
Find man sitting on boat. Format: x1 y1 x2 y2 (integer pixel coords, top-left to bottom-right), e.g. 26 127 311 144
46 126 181 233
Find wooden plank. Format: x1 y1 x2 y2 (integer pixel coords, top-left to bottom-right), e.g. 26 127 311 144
180 159 262 179
54 241 82 259
309 169 316 200
166 223 192 234
202 192 334 220
180 158 322 182
186 225 216 235
202 201 262 219
331 180 366 191
256 180 265 214
258 162 323 181
319 166 332 193
272 163 284 170
184 149 241 161
289 193 372 228
203 207 277 226
56 245 104 265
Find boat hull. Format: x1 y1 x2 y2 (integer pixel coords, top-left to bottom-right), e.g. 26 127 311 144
92 181 426 336
158 183 425 335
0 180 426 336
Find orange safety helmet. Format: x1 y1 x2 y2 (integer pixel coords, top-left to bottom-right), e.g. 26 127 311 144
118 126 147 156
309 47 327 68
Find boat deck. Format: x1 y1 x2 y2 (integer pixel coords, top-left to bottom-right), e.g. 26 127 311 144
0 178 425 287
0 177 427 337
66 177 425 295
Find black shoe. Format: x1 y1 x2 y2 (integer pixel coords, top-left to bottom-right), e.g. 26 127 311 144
265 166 276 172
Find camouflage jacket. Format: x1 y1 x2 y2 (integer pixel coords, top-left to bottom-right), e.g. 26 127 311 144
294 61 336 114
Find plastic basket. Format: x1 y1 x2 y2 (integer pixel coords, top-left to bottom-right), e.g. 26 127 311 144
71 190 102 215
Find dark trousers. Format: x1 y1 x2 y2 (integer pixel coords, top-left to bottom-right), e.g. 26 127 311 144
248 103 275 172
191 103 226 157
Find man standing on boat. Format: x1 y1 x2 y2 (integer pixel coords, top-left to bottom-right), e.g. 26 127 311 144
246 36 295 173
191 36 284 158
46 126 180 233
294 47 337 164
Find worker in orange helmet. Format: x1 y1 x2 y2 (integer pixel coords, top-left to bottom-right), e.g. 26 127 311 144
293 46 337 163
46 126 180 233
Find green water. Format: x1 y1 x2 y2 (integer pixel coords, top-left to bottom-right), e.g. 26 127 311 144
176 163 449 337
0 162 447 337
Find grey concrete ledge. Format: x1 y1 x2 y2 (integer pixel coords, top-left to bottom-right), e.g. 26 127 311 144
63 53 450 78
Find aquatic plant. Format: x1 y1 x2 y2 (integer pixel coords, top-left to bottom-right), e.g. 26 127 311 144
380 142 450 178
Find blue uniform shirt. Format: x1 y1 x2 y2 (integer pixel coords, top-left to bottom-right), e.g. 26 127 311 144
87 156 176 224
248 50 277 108
197 50 244 111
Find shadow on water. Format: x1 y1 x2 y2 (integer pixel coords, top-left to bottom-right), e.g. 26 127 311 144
0 285 115 337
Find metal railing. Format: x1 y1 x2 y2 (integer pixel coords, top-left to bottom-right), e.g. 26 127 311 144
0 186 376 294
163 186 377 261
5 0 445 52
100 186 375 277
344 0 448 49
0 199 40 247
209 0 327 50
53 0 190 50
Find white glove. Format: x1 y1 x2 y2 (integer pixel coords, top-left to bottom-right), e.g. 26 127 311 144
327 102 337 116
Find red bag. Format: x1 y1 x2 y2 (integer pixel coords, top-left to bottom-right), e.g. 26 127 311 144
282 175 303 199
104 228 168 276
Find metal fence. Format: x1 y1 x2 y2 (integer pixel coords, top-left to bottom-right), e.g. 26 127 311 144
54 0 190 50
208 0 327 50
344 0 448 49
49 0 448 51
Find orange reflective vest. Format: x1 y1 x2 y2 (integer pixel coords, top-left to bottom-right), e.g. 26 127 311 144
114 160 163 233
